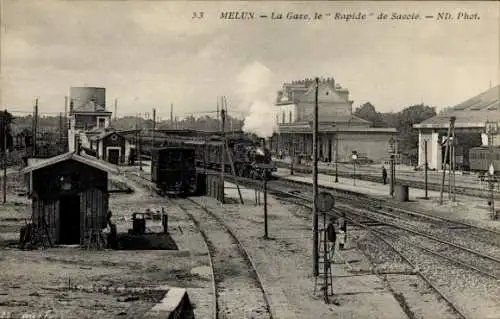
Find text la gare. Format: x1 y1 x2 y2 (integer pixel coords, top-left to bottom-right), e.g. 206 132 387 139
272 12 314 20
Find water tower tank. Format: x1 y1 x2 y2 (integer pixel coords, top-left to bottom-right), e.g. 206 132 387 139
69 87 106 112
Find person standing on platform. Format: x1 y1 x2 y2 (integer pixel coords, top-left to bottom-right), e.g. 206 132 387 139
337 213 347 250
382 166 388 185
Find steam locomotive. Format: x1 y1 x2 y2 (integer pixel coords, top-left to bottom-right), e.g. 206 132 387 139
165 134 276 180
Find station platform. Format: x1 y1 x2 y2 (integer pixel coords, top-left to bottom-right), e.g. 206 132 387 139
274 168 500 231
195 183 410 318
273 158 498 192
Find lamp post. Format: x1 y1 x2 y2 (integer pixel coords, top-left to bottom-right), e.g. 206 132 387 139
424 139 429 199
290 135 295 175
335 134 339 183
389 137 395 197
352 150 358 186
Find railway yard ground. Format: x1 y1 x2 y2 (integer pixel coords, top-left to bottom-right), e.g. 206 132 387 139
1 162 499 319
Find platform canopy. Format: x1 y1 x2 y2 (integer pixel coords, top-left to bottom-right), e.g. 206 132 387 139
414 85 500 129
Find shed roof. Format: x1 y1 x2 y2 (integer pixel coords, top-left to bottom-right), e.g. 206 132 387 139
414 85 500 129
21 152 120 174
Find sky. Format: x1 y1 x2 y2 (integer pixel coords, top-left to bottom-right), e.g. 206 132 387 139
1 0 499 124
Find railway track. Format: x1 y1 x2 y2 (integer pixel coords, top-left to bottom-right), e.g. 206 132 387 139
175 198 273 319
275 161 500 199
262 181 500 280
218 173 500 318
269 192 473 319
121 171 274 319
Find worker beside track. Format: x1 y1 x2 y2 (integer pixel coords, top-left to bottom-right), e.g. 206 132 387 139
382 166 388 185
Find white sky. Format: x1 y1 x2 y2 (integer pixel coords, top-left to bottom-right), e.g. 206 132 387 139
1 1 499 119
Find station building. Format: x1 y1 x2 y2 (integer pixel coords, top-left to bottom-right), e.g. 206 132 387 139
413 85 500 170
271 78 398 163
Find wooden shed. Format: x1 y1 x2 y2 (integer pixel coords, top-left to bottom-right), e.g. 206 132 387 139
21 152 119 246
90 131 132 165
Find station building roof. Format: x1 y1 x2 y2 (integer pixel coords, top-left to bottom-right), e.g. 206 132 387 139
414 85 500 129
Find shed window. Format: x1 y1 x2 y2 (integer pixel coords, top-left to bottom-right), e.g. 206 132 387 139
98 118 105 128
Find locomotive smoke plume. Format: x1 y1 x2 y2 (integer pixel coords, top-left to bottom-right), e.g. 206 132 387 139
235 61 276 138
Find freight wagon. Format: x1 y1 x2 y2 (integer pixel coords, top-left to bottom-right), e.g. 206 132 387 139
151 146 197 196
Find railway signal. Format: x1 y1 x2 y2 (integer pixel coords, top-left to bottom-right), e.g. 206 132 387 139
315 191 335 303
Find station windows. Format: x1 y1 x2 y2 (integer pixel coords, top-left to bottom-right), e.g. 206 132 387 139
289 111 292 123
282 112 285 124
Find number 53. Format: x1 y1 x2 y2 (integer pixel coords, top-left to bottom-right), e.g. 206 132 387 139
192 12 204 19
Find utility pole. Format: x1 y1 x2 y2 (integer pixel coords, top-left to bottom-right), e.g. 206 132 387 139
217 98 220 131
312 77 319 277
58 112 63 152
114 99 118 122
424 139 429 199
451 124 456 202
220 108 226 204
170 104 174 129
263 174 268 239
136 114 142 171
440 117 455 205
64 96 68 131
2 109 7 203
152 108 156 152
33 98 38 157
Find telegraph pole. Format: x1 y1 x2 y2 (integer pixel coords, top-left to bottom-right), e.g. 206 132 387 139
220 108 226 204
451 124 456 201
312 77 319 277
114 99 118 122
170 104 174 128
440 117 455 205
58 112 63 152
33 98 38 157
2 109 7 203
152 108 156 152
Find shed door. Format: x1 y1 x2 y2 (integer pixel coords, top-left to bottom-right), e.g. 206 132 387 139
108 149 120 164
59 195 80 245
